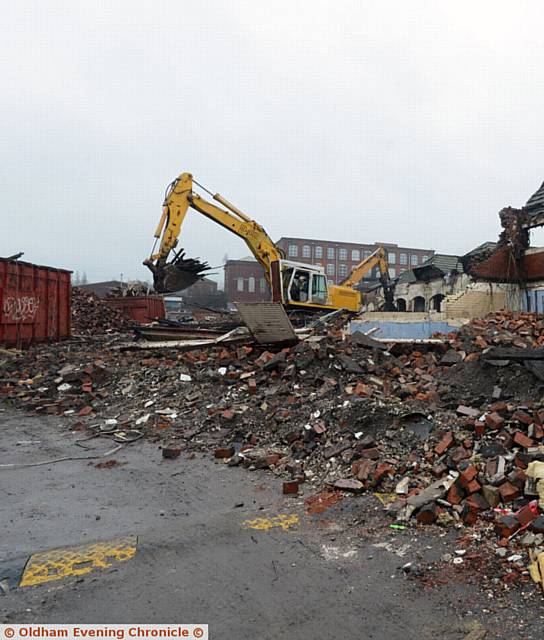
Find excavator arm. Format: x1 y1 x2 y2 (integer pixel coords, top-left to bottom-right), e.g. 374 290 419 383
145 172 283 293
339 247 396 311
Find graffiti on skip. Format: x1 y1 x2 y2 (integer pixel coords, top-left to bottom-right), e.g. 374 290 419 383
2 295 40 322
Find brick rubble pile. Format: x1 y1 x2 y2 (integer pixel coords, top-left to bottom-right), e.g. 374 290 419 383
71 287 131 335
3 310 544 592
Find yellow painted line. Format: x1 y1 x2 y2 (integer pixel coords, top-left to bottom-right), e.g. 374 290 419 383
373 492 397 507
19 535 137 587
242 514 299 531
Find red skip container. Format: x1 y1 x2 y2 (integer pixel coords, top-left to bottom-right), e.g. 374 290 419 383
104 296 165 323
0 258 72 347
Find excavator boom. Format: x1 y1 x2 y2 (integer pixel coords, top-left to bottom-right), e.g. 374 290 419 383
340 247 396 311
145 171 365 314
145 173 282 293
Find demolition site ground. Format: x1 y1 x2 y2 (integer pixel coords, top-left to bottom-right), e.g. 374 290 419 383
3 299 544 638
0 410 542 640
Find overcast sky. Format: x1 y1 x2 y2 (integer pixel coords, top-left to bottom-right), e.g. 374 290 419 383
2 1 544 285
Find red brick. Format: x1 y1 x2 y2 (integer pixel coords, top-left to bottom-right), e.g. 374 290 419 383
262 453 281 468
351 459 375 482
474 421 486 437
434 431 454 455
354 383 373 397
466 492 489 511
282 480 299 495
373 463 394 485
446 482 465 505
221 409 235 422
450 446 471 465
459 465 478 487
214 446 235 459
495 515 520 538
460 502 478 525
498 481 520 503
512 410 533 425
508 469 527 489
416 503 437 524
162 445 182 459
485 412 505 430
431 462 448 478
516 503 538 528
360 447 380 460
247 379 257 394
77 405 93 416
489 401 508 413
464 479 482 494
513 431 534 449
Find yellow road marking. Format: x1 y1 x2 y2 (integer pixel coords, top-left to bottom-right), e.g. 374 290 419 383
19 535 137 587
373 492 397 507
242 514 299 531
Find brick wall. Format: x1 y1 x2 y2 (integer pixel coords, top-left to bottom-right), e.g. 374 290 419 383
224 260 270 303
471 246 544 283
276 238 434 284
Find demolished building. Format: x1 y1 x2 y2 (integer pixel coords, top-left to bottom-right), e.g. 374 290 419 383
368 180 544 319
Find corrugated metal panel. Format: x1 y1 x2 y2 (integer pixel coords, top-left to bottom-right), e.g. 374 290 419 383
235 302 297 344
525 181 544 217
0 259 71 347
104 296 165 323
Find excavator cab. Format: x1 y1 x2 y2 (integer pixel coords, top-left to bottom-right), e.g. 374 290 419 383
281 263 329 307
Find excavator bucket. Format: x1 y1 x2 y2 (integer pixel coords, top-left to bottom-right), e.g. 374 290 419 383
145 250 211 294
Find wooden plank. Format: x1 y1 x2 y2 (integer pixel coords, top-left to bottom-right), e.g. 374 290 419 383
235 302 298 345
484 348 544 361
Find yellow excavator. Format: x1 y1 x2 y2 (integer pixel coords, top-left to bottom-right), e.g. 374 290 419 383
144 172 395 313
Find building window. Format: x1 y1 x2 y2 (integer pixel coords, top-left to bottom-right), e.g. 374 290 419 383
338 264 348 277
364 250 372 258
302 245 311 258
315 246 323 258
388 252 396 264
339 248 347 260
388 268 396 278
259 278 266 293
248 277 255 293
327 247 335 259
326 263 335 276
411 254 418 266
236 278 244 292
288 244 298 257
351 249 360 262
400 253 407 265
422 255 429 263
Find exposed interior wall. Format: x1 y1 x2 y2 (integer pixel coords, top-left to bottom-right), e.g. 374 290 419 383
444 290 506 318
391 273 473 313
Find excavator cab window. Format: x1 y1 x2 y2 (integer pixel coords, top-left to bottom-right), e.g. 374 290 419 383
311 274 327 305
285 268 311 302
282 267 294 300
289 270 309 302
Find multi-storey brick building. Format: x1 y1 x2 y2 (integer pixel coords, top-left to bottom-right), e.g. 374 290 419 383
224 257 271 304
276 237 434 283
224 239 434 304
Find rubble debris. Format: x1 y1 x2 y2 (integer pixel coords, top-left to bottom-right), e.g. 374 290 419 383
72 288 131 335
162 444 182 459
5 309 544 596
